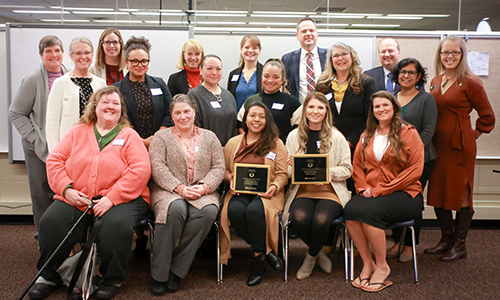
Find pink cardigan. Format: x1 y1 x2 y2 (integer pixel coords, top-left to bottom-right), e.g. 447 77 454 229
46 123 151 210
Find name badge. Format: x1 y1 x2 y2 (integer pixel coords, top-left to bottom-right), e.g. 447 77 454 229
271 103 284 110
265 151 277 161
316 140 321 149
151 88 163 96
194 145 199 153
231 74 240 82
112 138 126 146
325 93 333 100
210 101 222 109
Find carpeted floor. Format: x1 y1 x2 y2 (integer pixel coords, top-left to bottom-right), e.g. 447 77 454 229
2 224 500 300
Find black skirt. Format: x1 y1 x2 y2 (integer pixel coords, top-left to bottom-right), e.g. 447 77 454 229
344 191 423 230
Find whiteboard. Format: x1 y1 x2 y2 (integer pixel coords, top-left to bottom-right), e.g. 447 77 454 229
0 29 7 153
6 24 189 162
195 32 374 89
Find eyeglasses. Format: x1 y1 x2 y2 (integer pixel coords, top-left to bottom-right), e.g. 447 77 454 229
127 59 150 67
73 51 92 56
400 70 418 77
332 52 349 60
440 51 462 57
103 40 120 46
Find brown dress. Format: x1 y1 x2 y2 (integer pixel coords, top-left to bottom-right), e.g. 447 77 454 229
427 74 495 211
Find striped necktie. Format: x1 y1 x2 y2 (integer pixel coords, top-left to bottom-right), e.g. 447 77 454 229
306 52 315 93
386 72 394 93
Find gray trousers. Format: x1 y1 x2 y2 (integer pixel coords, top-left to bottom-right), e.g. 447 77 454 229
22 138 55 231
151 199 218 282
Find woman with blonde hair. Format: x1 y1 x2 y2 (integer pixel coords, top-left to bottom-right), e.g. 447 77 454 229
425 35 495 261
167 39 205 96
227 35 263 110
90 28 127 85
283 92 352 280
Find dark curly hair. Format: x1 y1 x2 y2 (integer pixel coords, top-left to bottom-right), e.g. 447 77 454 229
124 36 151 59
392 58 427 88
241 101 279 157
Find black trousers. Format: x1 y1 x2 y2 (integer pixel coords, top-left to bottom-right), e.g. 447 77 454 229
227 194 266 254
37 198 149 286
289 198 343 256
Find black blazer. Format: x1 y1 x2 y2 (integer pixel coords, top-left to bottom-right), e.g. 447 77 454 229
324 74 376 148
113 73 173 138
227 62 264 96
364 66 401 93
167 69 189 97
281 47 328 99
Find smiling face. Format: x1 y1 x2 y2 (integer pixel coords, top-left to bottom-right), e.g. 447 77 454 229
95 92 121 127
240 40 261 64
40 45 63 73
398 63 421 89
440 40 462 72
331 47 352 73
102 33 121 59
372 97 394 125
379 39 400 72
126 49 149 80
245 105 267 135
201 57 223 86
70 41 93 71
262 64 283 94
306 98 327 129
296 20 318 52
172 102 196 132
184 47 202 70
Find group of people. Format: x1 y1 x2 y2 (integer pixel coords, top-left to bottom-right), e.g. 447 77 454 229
9 16 495 299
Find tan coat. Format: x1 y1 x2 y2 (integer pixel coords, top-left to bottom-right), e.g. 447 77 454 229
220 134 288 265
149 128 225 224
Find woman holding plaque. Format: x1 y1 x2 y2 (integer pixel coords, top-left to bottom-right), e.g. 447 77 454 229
344 91 424 292
283 92 352 280
425 36 495 262
220 101 288 286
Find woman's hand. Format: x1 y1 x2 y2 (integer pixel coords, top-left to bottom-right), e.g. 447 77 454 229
258 185 277 199
182 187 202 200
93 196 114 217
187 185 206 200
474 129 482 139
362 187 373 198
64 188 90 207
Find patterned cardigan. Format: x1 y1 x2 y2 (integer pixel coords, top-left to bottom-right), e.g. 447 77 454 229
149 127 225 224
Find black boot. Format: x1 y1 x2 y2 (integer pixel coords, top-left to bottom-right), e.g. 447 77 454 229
133 236 149 260
266 251 282 271
247 253 266 286
440 207 474 262
425 207 454 255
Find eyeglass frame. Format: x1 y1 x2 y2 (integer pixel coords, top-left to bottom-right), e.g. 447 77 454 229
399 70 419 77
102 40 120 47
127 59 150 67
440 51 462 57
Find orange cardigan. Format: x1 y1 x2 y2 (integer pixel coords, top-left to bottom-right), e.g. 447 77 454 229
353 125 424 198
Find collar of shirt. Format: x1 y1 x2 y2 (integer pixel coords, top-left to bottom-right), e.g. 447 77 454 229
300 47 319 60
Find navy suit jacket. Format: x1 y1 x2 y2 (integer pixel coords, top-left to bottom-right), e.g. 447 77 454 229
113 73 173 138
282 47 328 99
364 66 401 93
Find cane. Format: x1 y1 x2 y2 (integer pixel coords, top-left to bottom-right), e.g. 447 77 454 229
18 195 102 300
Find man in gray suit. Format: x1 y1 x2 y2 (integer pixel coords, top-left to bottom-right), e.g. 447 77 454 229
9 36 67 235
282 17 327 103
364 38 401 92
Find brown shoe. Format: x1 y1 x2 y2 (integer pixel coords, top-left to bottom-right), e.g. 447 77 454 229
425 207 454 255
439 239 467 261
424 239 452 255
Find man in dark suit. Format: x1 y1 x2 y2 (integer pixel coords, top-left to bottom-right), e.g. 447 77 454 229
282 17 327 103
364 38 401 92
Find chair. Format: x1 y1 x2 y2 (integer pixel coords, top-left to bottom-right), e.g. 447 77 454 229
282 215 350 283
348 219 419 284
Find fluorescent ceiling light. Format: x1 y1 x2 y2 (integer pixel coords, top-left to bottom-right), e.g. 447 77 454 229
196 21 247 25
132 12 186 16
321 13 383 17
350 24 400 28
92 20 143 23
253 11 315 15
367 16 422 20
0 5 44 8
197 13 247 17
120 9 183 13
195 27 296 33
315 15 366 19
196 10 248 14
317 23 349 27
50 6 114 11
41 19 91 22
12 10 70 14
72 11 129 15
387 14 449 18
251 14 308 18
249 22 298 26
144 21 185 24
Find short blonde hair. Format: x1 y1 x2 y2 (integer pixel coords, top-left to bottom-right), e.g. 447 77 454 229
176 39 205 70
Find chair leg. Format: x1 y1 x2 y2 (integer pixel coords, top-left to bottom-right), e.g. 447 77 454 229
215 221 222 284
342 224 349 282
349 238 354 282
147 221 155 268
398 227 407 258
283 220 289 283
410 226 419 284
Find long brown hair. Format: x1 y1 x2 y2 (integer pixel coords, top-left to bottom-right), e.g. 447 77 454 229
361 91 408 166
241 102 279 156
434 35 478 85
95 28 126 70
79 86 130 128
296 92 333 154
317 42 364 94
238 35 261 67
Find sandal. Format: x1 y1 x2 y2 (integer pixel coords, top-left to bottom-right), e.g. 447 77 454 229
351 277 370 289
361 280 393 293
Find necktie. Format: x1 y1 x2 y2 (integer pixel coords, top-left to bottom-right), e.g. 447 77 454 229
386 72 394 93
306 52 315 93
